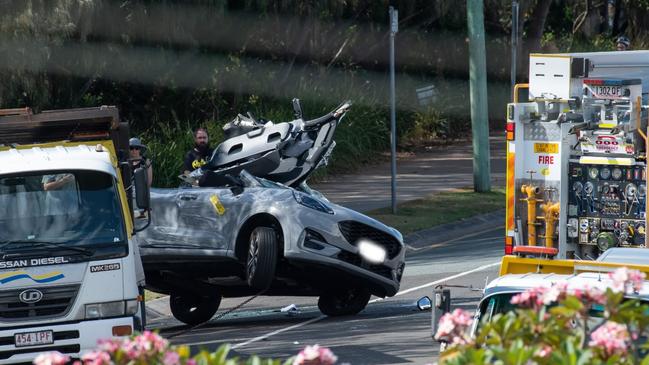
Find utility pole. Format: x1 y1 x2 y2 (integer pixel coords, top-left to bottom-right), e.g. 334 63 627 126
389 6 398 214
467 0 491 192
510 0 519 100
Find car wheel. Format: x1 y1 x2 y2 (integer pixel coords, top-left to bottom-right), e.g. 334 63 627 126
246 226 278 289
169 292 221 326
318 287 371 316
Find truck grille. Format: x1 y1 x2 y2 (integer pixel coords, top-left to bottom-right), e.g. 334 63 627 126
0 285 79 321
0 344 80 360
338 221 401 259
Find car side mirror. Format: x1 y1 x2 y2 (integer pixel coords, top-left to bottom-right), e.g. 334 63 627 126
417 296 432 311
292 98 303 119
134 167 150 210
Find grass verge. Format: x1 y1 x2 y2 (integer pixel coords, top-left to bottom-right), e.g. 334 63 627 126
366 187 505 235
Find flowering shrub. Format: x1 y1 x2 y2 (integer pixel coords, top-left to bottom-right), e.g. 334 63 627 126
33 331 338 365
293 345 337 365
434 309 474 346
437 267 649 365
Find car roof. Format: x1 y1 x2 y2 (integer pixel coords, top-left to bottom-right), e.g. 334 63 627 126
596 248 649 265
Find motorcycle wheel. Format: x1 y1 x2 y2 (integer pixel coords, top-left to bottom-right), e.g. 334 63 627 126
318 287 371 316
169 292 221 326
246 226 278 290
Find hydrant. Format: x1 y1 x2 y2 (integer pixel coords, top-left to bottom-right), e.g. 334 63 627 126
521 184 541 246
539 201 560 248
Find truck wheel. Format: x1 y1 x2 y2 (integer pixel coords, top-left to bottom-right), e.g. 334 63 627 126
246 227 278 290
169 292 221 326
318 287 371 316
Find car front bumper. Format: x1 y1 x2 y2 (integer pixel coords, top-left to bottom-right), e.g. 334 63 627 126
279 204 406 297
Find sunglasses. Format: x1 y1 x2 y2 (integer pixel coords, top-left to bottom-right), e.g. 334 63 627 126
130 147 141 151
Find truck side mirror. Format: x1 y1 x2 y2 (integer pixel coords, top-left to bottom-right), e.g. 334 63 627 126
431 288 451 342
134 167 150 210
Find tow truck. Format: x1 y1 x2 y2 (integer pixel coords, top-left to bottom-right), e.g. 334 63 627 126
505 50 649 259
0 106 149 363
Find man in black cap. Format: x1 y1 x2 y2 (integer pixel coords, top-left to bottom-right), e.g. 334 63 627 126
616 35 631 51
182 127 213 175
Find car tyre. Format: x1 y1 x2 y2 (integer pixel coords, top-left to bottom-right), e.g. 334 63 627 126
318 287 371 316
246 226 278 290
169 292 221 326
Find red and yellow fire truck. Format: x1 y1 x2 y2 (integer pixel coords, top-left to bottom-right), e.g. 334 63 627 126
505 51 649 259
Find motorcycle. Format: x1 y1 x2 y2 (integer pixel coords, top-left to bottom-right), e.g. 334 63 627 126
188 99 351 188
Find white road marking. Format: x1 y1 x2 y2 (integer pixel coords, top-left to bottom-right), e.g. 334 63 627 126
180 261 500 349
370 261 500 301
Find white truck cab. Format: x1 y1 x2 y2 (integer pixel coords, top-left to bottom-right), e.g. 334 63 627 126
429 254 649 347
474 269 649 336
0 107 148 363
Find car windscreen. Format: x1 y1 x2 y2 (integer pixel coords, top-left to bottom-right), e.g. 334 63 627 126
477 292 649 338
0 170 126 254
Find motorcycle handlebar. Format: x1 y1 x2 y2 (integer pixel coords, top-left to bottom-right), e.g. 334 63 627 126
303 113 336 128
302 100 351 128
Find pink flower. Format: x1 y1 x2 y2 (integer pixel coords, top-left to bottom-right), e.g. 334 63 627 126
609 267 646 294
80 350 111 365
33 352 70 365
580 285 606 305
116 331 170 360
535 345 552 358
163 351 180 365
293 345 337 365
434 309 473 345
510 286 550 309
589 321 630 357
511 281 607 310
97 338 122 354
185 360 197 365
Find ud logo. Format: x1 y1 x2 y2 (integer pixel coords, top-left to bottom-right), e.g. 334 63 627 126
19 289 43 304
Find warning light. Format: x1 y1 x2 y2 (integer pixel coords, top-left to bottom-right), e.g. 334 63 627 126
506 123 515 140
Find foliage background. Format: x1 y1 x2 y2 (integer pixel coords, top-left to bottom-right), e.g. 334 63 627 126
0 0 646 186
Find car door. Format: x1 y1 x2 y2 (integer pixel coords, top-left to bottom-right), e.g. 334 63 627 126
176 188 233 250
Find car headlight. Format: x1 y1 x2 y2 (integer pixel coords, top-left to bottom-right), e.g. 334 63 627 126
85 299 139 319
293 191 334 214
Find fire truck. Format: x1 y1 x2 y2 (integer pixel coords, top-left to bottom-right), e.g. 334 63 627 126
505 50 649 260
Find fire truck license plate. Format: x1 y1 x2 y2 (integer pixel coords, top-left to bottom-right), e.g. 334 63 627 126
593 86 622 97
14 330 53 347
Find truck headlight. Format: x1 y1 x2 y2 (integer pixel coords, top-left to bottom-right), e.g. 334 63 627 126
85 299 139 319
293 191 334 214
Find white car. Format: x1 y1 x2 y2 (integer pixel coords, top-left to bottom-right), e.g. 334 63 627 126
138 100 405 325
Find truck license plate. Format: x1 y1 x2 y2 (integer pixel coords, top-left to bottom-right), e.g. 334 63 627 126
14 330 53 347
593 86 622 97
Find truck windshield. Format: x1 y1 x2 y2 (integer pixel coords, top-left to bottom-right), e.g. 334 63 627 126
0 170 126 256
